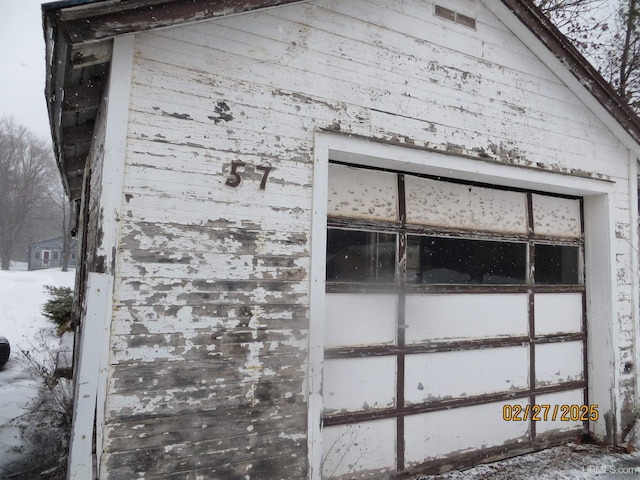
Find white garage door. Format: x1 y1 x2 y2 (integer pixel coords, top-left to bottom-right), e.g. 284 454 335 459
321 163 587 479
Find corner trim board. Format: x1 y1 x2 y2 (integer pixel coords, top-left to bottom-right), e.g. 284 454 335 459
66 33 135 479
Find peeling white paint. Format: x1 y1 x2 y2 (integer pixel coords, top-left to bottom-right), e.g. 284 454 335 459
328 163 398 220
532 194 581 238
405 175 528 234
70 0 639 477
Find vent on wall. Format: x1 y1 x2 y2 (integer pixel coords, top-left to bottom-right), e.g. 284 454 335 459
434 5 476 29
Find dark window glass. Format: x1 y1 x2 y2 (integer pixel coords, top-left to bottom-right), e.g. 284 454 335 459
326 229 396 283
456 13 476 29
52 250 59 260
535 244 580 285
406 236 527 284
435 5 456 21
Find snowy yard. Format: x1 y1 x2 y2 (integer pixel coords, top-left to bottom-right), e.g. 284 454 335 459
0 264 75 476
418 442 640 479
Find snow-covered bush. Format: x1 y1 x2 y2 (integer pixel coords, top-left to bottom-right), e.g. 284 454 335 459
42 285 73 333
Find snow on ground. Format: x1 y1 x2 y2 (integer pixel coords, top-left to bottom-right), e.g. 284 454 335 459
0 263 75 475
418 442 640 479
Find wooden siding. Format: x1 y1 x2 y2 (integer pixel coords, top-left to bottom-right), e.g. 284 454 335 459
97 0 638 478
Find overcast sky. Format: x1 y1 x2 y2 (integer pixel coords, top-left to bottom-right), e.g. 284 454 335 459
0 0 52 141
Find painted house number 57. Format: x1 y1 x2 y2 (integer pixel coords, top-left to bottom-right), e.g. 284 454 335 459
225 161 273 190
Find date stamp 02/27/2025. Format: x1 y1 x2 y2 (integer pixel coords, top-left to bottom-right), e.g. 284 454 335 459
502 404 599 422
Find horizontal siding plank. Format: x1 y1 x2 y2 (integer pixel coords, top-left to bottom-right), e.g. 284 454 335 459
108 355 307 394
122 163 311 206
116 256 309 282
106 379 305 421
118 192 311 231
110 331 306 363
114 277 309 306
110 304 308 335
126 112 313 160
105 413 306 450
104 449 305 480
118 222 309 256
126 136 316 182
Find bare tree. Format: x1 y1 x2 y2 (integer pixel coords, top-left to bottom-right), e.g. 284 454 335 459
537 0 610 27
602 0 640 108
0 117 57 270
536 0 612 63
536 0 640 112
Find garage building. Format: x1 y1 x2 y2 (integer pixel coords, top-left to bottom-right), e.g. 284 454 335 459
43 0 640 478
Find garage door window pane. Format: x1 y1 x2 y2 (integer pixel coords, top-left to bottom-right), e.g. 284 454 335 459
328 163 398 221
407 236 527 284
327 229 396 283
535 245 580 285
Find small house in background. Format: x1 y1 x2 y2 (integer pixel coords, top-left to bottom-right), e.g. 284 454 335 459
43 0 640 479
28 236 77 271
